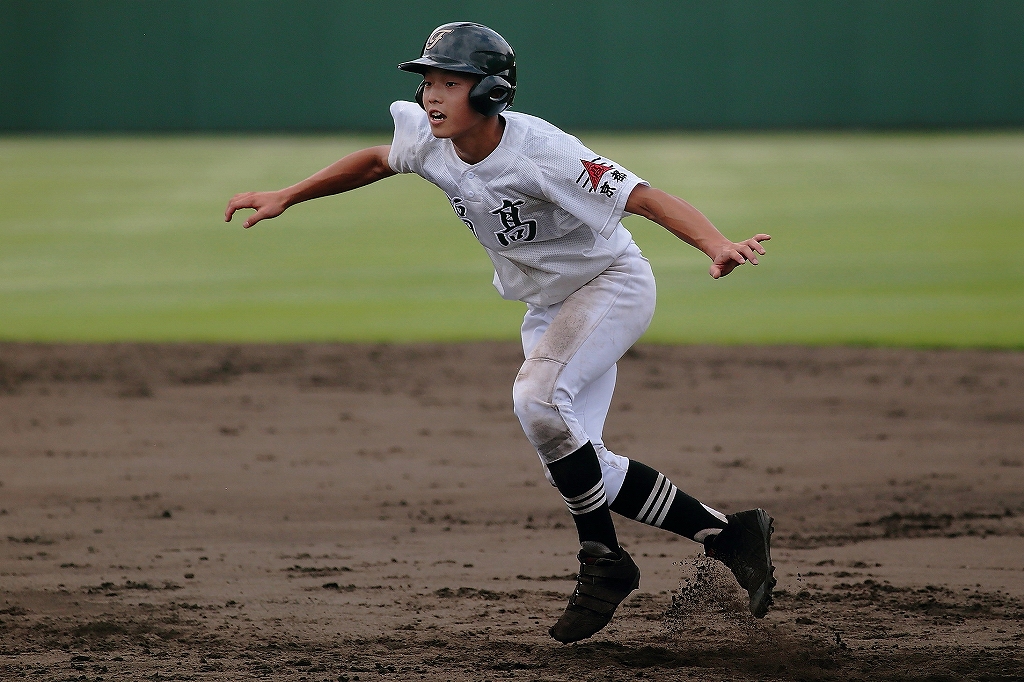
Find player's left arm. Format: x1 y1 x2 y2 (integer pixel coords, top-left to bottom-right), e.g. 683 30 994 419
625 184 770 279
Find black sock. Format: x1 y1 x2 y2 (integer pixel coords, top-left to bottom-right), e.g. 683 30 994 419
609 460 727 542
546 442 619 552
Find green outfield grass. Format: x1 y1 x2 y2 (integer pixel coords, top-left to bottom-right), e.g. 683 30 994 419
1 132 1022 346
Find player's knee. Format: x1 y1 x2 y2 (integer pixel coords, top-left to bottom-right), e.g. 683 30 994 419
512 369 556 429
513 360 553 417
513 361 571 455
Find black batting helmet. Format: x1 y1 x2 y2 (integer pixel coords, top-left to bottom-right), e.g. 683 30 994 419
398 22 516 117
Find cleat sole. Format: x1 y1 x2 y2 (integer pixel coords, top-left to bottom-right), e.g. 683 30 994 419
749 510 776 618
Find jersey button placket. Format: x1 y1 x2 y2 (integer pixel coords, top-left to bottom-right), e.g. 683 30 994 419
464 170 482 202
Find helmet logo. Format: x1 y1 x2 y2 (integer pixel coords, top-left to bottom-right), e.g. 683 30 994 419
425 28 454 50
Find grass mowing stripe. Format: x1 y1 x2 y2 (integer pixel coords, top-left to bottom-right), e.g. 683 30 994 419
1 132 1021 346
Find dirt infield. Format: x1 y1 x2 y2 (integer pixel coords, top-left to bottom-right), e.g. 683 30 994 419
2 342 1023 681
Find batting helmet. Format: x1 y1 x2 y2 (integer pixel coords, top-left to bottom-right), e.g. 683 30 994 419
398 22 516 117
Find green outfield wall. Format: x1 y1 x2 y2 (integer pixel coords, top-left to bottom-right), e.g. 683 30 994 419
2 1 1022 131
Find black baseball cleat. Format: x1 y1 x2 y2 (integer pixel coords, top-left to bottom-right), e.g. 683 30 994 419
704 508 776 618
549 541 641 644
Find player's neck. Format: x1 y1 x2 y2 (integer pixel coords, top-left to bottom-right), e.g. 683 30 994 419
451 115 505 165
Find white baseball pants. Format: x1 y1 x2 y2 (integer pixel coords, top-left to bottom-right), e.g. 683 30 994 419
513 242 657 504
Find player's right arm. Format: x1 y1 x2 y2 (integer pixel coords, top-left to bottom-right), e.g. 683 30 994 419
224 145 395 229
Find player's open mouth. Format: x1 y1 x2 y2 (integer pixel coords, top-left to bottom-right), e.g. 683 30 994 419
428 110 446 122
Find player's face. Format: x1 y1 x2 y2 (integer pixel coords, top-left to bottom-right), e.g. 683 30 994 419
420 68 486 140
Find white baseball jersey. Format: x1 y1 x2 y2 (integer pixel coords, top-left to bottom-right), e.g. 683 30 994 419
388 101 648 306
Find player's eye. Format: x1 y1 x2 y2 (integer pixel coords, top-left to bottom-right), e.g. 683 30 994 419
446 81 458 87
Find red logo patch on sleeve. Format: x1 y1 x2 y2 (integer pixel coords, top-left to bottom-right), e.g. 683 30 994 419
579 158 613 191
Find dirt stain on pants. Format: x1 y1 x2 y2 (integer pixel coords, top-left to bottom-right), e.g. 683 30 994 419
513 242 656 489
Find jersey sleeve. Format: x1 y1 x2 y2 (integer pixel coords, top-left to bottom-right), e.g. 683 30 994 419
536 133 648 239
387 101 428 175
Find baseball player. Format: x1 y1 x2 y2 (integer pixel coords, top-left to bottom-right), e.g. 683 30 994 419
225 22 775 644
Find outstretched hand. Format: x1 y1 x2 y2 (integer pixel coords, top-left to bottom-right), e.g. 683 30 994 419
224 191 289 229
709 234 771 279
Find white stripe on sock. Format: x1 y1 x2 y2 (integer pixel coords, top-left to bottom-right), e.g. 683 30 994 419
566 491 604 513
645 483 674 526
571 492 608 515
637 474 667 522
653 486 678 528
564 480 604 504
563 480 607 515
641 478 673 525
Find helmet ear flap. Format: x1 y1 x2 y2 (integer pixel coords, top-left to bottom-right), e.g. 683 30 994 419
415 81 426 109
469 75 515 117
